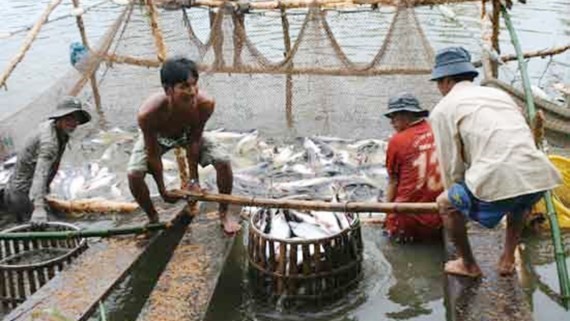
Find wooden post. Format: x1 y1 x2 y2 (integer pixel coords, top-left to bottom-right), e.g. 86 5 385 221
280 4 292 55
145 0 167 62
281 4 294 128
490 0 501 77
68 5 129 96
480 5 494 81
71 0 103 113
0 0 63 90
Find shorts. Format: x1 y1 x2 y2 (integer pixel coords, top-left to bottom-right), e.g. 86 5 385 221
127 133 230 174
448 182 544 228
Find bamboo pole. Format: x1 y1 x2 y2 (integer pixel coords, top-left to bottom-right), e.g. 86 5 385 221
71 0 103 112
182 191 439 213
0 0 63 90
103 53 161 67
472 44 570 68
46 197 139 214
0 223 169 241
501 5 570 305
145 0 167 62
69 5 129 96
0 0 109 40
490 0 500 77
181 0 480 9
479 3 494 80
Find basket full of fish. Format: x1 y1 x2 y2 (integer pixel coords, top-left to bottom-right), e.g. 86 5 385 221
247 187 364 300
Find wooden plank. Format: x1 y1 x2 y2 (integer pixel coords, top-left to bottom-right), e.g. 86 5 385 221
2 202 187 321
443 224 533 321
137 204 237 321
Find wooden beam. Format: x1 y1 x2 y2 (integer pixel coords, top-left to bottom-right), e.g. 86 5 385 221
182 191 439 213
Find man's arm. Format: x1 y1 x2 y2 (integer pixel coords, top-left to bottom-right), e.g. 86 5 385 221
186 97 214 187
384 138 399 202
140 118 168 197
385 176 398 202
29 126 60 222
430 110 465 189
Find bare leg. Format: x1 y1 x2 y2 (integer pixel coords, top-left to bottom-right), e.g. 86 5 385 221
437 192 482 278
128 171 159 224
498 208 528 276
214 160 241 234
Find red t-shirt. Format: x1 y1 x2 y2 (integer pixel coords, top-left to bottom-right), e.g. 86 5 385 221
384 120 443 241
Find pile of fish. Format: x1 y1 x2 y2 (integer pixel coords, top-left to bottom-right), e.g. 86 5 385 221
0 127 389 208
254 184 353 241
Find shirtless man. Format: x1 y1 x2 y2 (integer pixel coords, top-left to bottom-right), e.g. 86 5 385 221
127 57 241 234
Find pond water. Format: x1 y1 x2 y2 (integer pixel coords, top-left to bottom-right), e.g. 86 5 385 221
0 0 569 320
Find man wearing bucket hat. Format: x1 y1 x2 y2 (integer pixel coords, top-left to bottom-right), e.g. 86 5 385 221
383 92 443 242
429 46 561 277
0 96 91 226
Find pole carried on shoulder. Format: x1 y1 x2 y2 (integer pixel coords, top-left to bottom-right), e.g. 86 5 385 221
500 4 570 307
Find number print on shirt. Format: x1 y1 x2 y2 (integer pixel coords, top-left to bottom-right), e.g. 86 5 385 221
412 149 443 191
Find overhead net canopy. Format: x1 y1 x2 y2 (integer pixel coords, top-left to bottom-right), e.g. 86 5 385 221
1 0 568 151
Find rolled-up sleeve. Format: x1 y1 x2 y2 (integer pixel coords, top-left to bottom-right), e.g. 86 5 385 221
429 107 465 189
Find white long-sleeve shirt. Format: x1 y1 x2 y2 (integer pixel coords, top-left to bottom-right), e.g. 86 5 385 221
429 81 561 202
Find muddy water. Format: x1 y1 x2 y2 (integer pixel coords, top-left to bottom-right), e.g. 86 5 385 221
0 1 569 320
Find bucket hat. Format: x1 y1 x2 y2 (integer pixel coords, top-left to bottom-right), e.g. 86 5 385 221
384 93 429 118
48 96 91 125
430 46 479 81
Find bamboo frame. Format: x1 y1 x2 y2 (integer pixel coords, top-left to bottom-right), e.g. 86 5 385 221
472 44 570 68
69 5 130 96
71 0 103 112
160 0 481 9
501 5 570 304
0 0 63 90
183 191 439 213
490 0 500 77
145 0 167 62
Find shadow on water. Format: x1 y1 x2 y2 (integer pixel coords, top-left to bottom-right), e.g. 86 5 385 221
204 224 446 321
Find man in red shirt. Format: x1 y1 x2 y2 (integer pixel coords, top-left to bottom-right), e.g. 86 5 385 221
383 93 443 242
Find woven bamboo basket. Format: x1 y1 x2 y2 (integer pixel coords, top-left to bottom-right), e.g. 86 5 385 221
0 222 87 311
247 210 363 301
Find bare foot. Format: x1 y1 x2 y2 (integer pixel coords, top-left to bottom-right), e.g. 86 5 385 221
498 255 516 276
444 258 482 278
220 212 241 235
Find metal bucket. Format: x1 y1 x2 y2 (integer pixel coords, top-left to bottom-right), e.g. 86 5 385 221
0 222 87 311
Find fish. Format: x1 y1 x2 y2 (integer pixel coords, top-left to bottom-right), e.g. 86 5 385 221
273 175 381 192
288 221 330 240
437 5 457 21
268 209 291 240
330 183 351 230
234 131 260 156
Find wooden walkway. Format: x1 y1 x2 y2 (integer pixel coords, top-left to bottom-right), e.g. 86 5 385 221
444 224 534 321
136 203 237 321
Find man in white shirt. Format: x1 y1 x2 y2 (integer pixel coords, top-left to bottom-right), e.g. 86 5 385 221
429 47 562 278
